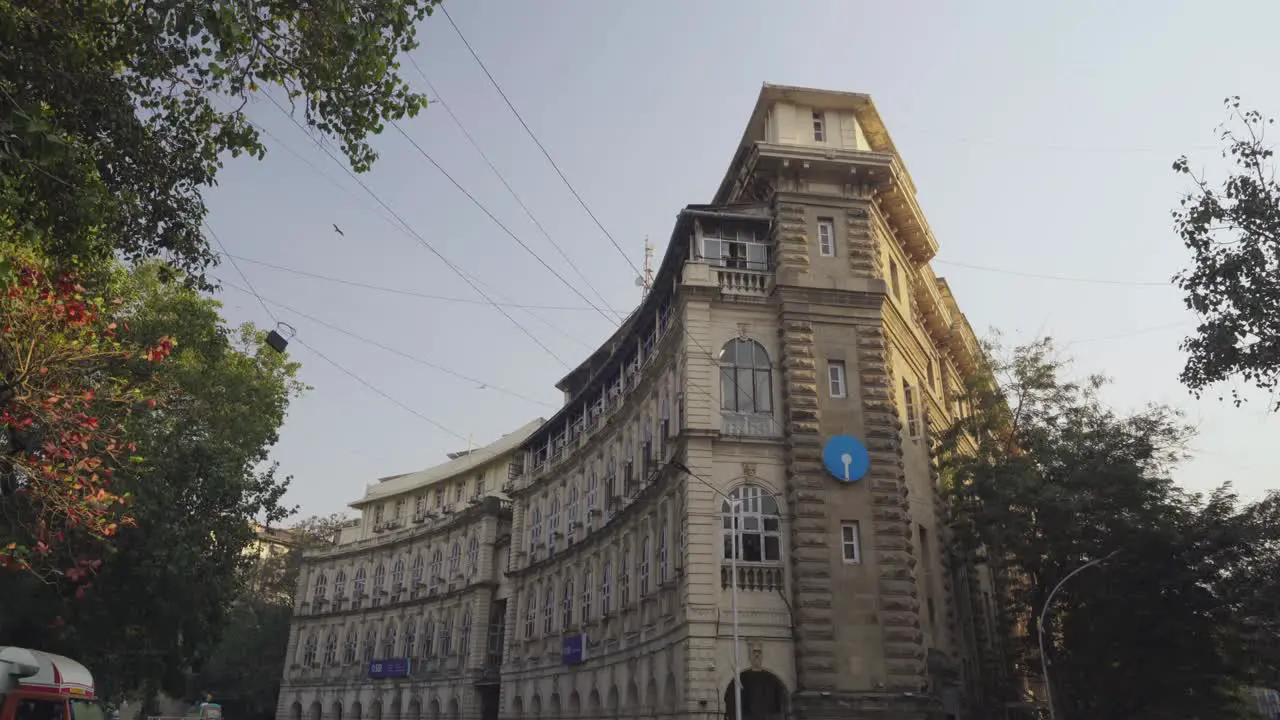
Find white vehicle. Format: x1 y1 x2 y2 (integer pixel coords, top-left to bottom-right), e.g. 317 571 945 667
0 647 104 720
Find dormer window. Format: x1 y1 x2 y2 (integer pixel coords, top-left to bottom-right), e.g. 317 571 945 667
813 110 826 142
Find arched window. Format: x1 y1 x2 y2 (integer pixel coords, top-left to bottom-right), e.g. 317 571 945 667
548 492 561 556
620 540 632 607
429 549 443 593
411 553 424 588
353 567 367 597
580 567 593 623
449 540 462 577
422 617 436 658
606 451 617 499
466 536 480 576
362 625 377 662
391 557 405 593
601 560 613 616
441 610 454 656
334 570 347 600
529 502 543 554
382 622 397 658
719 339 772 414
323 630 338 665
562 576 575 629
459 606 473 663
302 633 318 666
658 515 670 584
722 485 782 563
525 586 538 639
586 466 599 521
639 534 651 597
543 581 555 634
313 572 328 602
372 563 386 606
343 628 358 663
404 620 417 658
566 479 580 542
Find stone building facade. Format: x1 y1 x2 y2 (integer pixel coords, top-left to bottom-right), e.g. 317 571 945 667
498 84 1000 720
275 420 543 720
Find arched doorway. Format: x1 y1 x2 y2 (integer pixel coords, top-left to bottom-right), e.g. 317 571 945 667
370 700 383 720
290 702 303 720
309 701 322 720
350 701 363 720
406 698 421 720
724 671 787 720
331 701 344 720
568 691 581 716
428 697 441 720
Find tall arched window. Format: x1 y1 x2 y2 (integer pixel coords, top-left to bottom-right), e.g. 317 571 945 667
658 515 670 585
449 541 462 577
441 610 454 656
323 630 337 665
566 479 580 543
719 339 773 414
411 553 424 588
422 617 436 658
525 586 538 639
466 536 480 576
404 619 418 658
639 534 651 597
459 606 473 664
391 557 405 592
362 624 377 662
580 566 593 623
302 633 318 666
382 622 397 658
562 575 575 629
529 502 543 554
334 570 347 600
601 560 613 615
587 466 599 521
343 628 358 663
313 572 328 603
543 581 555 634
372 563 386 606
353 567 367 597
548 491 561 556
620 540 632 608
722 485 782 562
429 549 443 593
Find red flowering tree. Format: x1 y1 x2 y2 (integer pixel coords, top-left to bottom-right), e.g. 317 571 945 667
0 246 175 582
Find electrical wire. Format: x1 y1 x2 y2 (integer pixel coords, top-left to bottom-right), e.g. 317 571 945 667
406 54 623 320
933 258 1174 288
259 91 571 369
217 278 558 410
439 5 642 279
205 221 280 325
387 119 618 326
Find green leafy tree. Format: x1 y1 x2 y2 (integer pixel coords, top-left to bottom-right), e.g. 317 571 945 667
0 0 440 284
0 261 305 702
1173 97 1280 408
939 337 1278 719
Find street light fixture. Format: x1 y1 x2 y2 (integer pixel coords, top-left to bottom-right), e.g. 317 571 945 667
1037 549 1119 720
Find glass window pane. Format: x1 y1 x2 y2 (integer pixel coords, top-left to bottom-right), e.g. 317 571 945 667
764 518 779 532
736 369 755 412
720 369 736 411
752 342 770 368
761 496 778 515
741 534 763 562
754 370 772 412
746 243 767 269
764 536 781 561
723 536 734 560
743 516 760 531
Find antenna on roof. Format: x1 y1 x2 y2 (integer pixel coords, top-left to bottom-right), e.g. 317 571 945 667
638 237 654 299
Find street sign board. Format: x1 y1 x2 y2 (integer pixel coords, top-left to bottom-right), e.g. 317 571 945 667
368 658 411 679
822 435 870 483
562 634 588 666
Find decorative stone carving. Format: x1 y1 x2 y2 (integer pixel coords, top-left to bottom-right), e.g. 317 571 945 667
741 463 757 479
747 639 764 670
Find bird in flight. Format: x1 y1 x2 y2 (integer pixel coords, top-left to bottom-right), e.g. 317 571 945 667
333 224 345 236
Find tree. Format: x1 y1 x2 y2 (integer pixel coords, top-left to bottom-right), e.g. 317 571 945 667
0 259 305 703
1173 97 1280 408
1 0 441 284
0 236 175 582
191 514 350 720
938 337 1278 719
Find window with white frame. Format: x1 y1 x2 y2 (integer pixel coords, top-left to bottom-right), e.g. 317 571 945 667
620 541 632 608
422 618 435 658
702 225 769 271
404 620 417 658
475 473 486 498
818 217 836 256
382 622 397 658
841 522 862 564
373 504 384 525
441 611 454 656
466 536 479 576
639 534 651 597
302 633 318 666
543 582 556 634
722 485 782 563
391 558 405 592
343 629 357 663
334 570 346 600
562 576 575 629
449 540 461 577
371 563 386 606
362 625 376 661
393 497 405 521
459 607 472 662
601 560 613 615
813 110 826 142
529 502 543 554
903 380 921 439
353 567 367 601
524 589 536 639
658 519 669 584
415 493 426 517
411 554 424 588
581 567 593 623
719 338 773 414
312 572 327 602
434 487 444 508
587 468 599 523
566 480 580 542
828 360 847 398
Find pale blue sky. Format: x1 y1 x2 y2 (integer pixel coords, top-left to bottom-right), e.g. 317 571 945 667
206 0 1280 519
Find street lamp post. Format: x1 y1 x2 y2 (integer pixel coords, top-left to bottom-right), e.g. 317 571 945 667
1037 550 1118 720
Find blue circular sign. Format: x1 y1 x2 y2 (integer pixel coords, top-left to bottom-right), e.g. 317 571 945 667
822 435 870 483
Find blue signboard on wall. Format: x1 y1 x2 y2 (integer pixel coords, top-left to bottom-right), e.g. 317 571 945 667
368 658 411 679
562 634 588 666
822 435 870 483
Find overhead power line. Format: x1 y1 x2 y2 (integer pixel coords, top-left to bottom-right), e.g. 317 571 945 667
217 276 557 410
406 55 623 320
934 258 1174 288
205 222 280 325
440 5 642 279
258 91 571 368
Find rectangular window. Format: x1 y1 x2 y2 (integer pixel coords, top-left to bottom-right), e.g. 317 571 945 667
827 360 847 398
904 380 920 439
890 258 902 300
434 488 444 508
841 522 861 564
812 110 826 142
817 218 835 256
475 473 486 498
927 359 936 390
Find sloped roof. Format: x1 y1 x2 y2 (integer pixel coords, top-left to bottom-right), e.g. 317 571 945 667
350 418 544 507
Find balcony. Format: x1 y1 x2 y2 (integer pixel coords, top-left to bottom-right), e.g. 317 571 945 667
721 564 785 592
720 412 780 438
714 266 772 299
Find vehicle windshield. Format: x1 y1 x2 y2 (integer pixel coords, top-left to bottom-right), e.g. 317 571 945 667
70 699 105 720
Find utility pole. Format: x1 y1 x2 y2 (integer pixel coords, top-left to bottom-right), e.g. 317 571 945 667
1038 550 1118 720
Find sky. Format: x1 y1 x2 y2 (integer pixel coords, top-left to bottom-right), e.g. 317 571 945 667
204 0 1280 520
